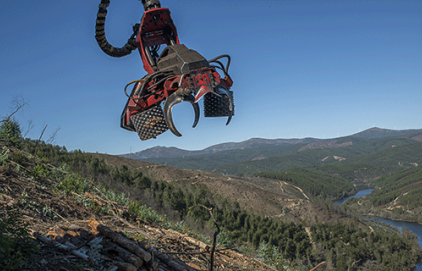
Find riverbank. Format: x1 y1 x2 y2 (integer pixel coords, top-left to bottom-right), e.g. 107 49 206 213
335 189 422 270
339 190 422 226
368 213 422 226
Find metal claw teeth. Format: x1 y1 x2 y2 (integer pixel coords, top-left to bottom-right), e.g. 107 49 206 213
216 87 234 125
163 92 200 137
183 95 200 128
164 92 183 137
194 85 220 103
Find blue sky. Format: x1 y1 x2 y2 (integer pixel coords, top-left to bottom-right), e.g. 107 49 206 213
1 0 421 154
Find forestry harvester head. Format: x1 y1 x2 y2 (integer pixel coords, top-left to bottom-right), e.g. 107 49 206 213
95 0 234 140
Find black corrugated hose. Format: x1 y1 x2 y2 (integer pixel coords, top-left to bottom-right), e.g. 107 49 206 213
95 0 139 58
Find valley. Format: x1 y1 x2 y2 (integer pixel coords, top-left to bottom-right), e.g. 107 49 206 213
2 126 422 270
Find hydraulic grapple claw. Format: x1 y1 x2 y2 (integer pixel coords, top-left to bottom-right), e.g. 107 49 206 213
204 87 234 125
163 92 199 137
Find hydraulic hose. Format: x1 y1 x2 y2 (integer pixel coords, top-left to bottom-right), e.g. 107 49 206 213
141 0 161 11
208 54 231 74
95 0 138 58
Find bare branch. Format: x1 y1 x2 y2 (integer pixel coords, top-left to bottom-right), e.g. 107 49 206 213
34 125 48 162
23 120 34 138
4 95 27 122
47 127 60 144
38 125 48 142
189 205 220 271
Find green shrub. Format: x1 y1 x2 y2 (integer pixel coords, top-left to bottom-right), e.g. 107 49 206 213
58 173 91 194
13 164 21 173
31 163 50 179
256 241 286 269
98 185 128 207
216 230 232 248
0 209 40 270
1 146 10 161
50 163 70 182
11 151 27 167
0 146 10 168
128 201 165 224
0 119 22 147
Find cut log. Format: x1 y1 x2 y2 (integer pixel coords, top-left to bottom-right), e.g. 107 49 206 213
54 227 67 237
32 231 93 264
158 262 174 271
161 228 210 252
32 231 71 252
104 242 144 267
89 219 152 262
111 260 138 271
149 247 198 271
46 230 59 240
184 236 210 251
147 260 159 271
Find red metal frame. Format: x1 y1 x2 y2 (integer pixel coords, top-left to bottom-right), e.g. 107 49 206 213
135 7 180 74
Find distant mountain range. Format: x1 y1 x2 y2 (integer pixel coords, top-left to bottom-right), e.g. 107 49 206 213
121 127 422 160
352 127 422 139
121 138 318 159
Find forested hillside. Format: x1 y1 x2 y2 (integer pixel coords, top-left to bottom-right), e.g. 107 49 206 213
253 141 422 196
255 167 356 200
343 165 422 224
372 165 422 207
214 137 422 175
2 118 422 270
142 143 303 171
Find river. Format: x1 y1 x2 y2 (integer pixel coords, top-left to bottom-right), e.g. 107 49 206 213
335 189 422 270
335 189 374 206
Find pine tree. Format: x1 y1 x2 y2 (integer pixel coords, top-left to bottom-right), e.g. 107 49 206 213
0 119 22 147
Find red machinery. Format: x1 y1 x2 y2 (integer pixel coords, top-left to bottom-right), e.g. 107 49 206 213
95 0 234 140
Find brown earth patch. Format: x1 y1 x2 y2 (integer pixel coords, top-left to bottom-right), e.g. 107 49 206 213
411 133 422 142
298 140 352 152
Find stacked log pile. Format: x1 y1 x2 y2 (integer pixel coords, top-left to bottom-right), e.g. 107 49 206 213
31 220 200 271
